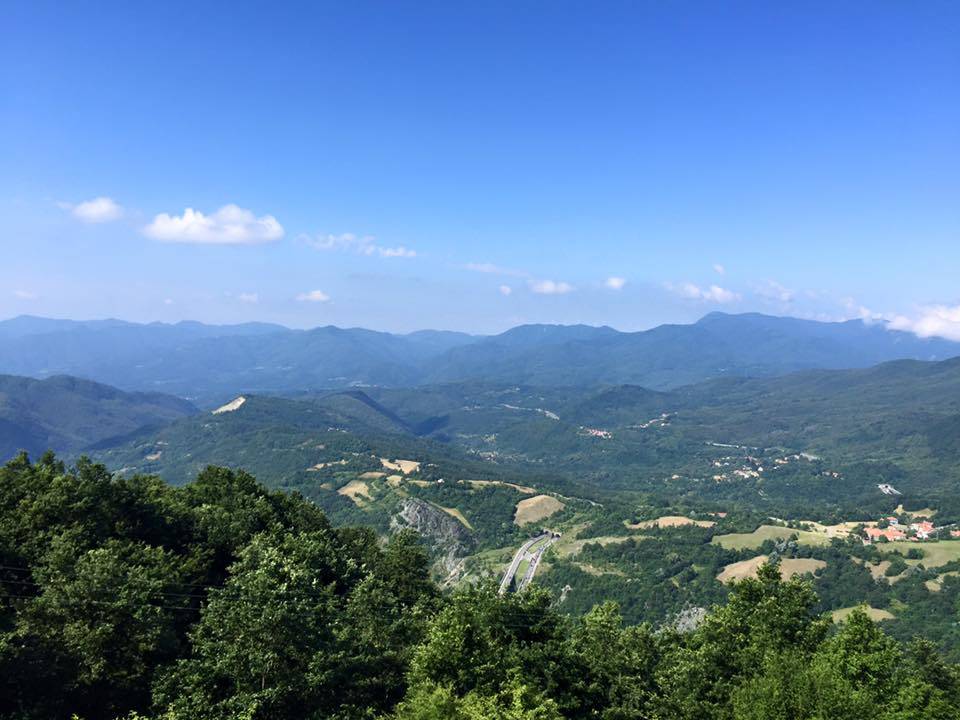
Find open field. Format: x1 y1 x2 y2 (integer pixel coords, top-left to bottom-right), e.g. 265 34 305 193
359 471 386 479
467 479 536 494
895 504 937 518
625 515 715 529
794 520 864 538
717 556 826 584
380 458 421 474
558 533 650 557
514 494 565 526
712 524 832 550
386 474 403 487
831 605 895 622
337 479 372 505
890 540 960 569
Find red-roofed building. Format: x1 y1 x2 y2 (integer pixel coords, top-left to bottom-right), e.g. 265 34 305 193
910 521 935 539
865 526 906 542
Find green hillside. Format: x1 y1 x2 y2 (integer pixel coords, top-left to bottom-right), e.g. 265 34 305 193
0 374 197 461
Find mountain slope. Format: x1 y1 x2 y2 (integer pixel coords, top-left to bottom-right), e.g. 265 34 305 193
0 317 479 404
0 374 197 460
423 313 960 388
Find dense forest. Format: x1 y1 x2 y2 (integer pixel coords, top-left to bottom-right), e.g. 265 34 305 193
2 453 959 719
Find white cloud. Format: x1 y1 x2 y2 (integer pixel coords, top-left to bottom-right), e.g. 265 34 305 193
713 264 726 275
163 298 174 305
238 292 259 304
144 204 284 245
465 262 527 277
12 290 38 300
755 280 794 303
296 289 331 303
499 285 513 296
670 282 740 304
531 279 574 295
888 304 960 341
379 246 417 258
605 276 627 290
302 232 415 258
61 196 123 223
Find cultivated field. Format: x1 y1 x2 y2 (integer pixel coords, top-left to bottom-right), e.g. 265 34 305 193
380 458 421 474
337 479 372 505
712 524 832 550
514 494 565 526
717 555 826 583
890 540 960 569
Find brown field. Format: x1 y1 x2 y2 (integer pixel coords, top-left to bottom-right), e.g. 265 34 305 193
386 474 403 487
626 515 715 530
717 556 826 584
359 471 386 479
337 480 372 505
468 479 536 494
380 458 421 474
514 494 566 526
831 605 895 622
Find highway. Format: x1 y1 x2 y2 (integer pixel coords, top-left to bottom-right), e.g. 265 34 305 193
499 533 549 594
517 539 553 591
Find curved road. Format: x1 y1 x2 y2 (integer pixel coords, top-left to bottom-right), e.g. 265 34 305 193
517 540 553 591
499 533 548 594
499 533 554 594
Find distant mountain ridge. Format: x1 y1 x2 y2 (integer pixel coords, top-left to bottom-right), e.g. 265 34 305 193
0 374 197 461
0 312 957 403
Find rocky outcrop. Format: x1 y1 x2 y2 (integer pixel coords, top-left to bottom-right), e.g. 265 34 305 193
391 497 474 575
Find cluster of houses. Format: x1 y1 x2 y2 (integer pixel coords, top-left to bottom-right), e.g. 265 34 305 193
863 516 958 543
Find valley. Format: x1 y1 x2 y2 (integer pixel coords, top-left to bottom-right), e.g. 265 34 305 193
4 313 960 661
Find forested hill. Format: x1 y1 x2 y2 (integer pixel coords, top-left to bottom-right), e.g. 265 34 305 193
2 453 959 720
0 374 196 461
1 312 957 403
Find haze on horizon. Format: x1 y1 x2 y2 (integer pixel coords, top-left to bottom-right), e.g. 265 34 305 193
2 2 957 337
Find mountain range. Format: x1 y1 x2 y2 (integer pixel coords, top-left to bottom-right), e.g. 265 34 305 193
1 312 957 404
0 374 197 460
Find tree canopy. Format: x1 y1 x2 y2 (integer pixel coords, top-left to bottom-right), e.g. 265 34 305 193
1 453 958 719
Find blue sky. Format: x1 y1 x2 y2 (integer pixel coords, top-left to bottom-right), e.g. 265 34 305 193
1 1 958 335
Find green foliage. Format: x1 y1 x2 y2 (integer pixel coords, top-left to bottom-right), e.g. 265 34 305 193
3 453 960 720
0 454 435 720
